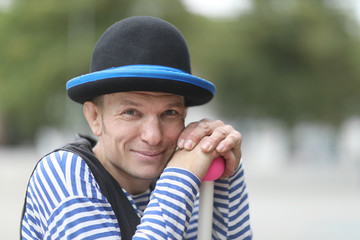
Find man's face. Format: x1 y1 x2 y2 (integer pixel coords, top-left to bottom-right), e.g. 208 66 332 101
94 91 187 187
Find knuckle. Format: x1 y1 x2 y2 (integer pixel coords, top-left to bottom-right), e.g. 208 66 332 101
198 121 209 129
234 131 242 142
225 124 234 133
228 134 238 145
186 122 197 128
198 119 211 132
216 127 228 137
201 118 211 122
213 120 224 126
216 124 233 137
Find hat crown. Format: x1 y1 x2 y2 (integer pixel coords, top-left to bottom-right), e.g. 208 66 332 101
90 16 191 73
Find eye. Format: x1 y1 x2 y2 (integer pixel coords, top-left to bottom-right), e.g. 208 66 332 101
163 109 178 116
121 109 142 119
161 109 185 120
124 109 138 115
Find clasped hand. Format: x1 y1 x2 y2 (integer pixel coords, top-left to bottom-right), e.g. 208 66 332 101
167 119 242 180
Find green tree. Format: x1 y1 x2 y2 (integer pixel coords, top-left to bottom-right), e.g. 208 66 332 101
0 0 196 144
0 1 71 144
195 0 360 125
2 0 360 144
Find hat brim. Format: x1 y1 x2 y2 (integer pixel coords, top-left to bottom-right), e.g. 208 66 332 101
66 65 216 106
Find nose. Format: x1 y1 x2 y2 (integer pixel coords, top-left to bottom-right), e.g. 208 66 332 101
140 116 162 146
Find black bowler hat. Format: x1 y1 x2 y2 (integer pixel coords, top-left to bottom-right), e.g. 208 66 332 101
66 16 216 106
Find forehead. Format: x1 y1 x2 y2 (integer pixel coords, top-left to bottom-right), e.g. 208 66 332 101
103 91 185 106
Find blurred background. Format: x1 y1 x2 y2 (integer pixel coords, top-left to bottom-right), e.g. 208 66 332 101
1 0 360 239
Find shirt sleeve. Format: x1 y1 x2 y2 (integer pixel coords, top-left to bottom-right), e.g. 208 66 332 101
133 163 252 240
133 167 201 240
213 160 252 239
21 150 121 239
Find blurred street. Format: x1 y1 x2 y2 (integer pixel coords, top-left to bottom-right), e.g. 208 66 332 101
246 164 360 240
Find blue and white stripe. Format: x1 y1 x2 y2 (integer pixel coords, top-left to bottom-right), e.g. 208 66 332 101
22 151 252 239
22 151 119 239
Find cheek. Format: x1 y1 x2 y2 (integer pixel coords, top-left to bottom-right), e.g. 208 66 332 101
165 122 184 142
104 121 137 146
114 125 138 143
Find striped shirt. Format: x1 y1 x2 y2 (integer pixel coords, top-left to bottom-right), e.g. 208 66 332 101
22 150 252 239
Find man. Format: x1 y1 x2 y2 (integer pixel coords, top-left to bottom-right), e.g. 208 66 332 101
21 16 252 239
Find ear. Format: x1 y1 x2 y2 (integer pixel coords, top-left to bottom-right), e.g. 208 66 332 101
83 101 102 136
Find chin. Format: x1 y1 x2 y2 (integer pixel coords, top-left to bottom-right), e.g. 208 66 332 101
136 165 166 180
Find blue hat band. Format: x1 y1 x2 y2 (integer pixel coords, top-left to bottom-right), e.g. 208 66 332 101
66 64 216 95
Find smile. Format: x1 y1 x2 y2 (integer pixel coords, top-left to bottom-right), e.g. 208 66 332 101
131 150 165 160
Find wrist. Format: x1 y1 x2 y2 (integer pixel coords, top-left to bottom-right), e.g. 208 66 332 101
167 148 217 180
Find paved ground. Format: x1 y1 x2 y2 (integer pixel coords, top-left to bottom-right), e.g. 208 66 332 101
1 147 360 239
245 164 360 240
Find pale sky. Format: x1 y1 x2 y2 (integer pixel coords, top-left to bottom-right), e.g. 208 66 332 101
181 0 252 18
181 0 360 22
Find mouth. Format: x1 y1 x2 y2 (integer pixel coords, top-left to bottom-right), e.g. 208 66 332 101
131 150 166 161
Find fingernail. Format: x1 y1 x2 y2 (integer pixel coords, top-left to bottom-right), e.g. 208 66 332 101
184 140 193 149
216 143 225 152
178 139 185 148
202 141 212 151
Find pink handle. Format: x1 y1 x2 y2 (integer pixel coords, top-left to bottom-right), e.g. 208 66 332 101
202 157 225 181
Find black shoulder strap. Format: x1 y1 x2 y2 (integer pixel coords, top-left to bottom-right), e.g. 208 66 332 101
60 136 141 240
20 136 141 240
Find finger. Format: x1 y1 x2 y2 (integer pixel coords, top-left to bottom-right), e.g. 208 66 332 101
219 150 237 179
219 144 242 179
199 123 231 152
201 124 241 154
215 130 242 154
169 137 219 180
178 119 218 150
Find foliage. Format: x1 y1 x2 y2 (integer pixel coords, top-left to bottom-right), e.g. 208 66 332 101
1 0 360 144
0 0 193 144
197 0 360 125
